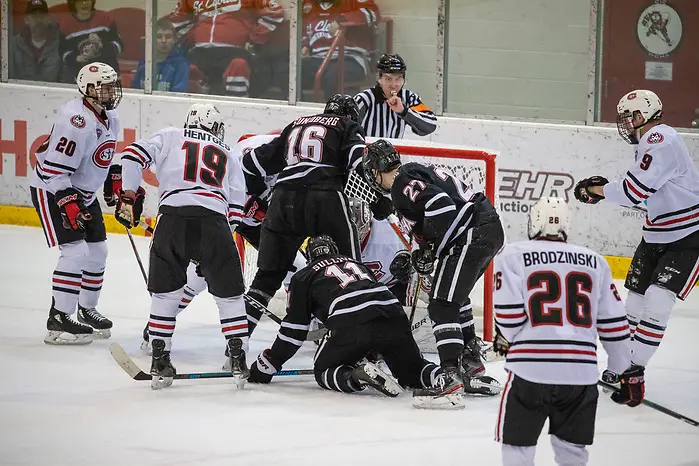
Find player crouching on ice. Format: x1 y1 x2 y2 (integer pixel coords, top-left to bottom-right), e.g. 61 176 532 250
248 235 464 408
493 198 642 466
574 89 699 380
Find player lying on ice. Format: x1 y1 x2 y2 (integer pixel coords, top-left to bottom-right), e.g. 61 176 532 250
247 235 468 409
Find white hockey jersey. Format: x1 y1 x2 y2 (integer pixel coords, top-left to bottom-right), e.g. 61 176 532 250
603 124 699 244
361 218 406 286
30 97 121 205
235 134 277 229
494 240 632 385
121 127 245 219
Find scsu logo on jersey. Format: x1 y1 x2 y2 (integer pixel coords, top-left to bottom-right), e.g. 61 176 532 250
92 140 116 168
70 115 86 128
647 132 664 144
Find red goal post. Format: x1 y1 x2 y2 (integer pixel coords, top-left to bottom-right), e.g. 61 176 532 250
234 135 498 341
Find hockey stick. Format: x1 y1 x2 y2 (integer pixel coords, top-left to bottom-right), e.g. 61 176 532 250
109 343 314 381
243 293 328 342
126 227 149 286
597 380 699 427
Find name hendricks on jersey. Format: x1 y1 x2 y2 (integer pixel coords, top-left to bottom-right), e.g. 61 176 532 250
183 129 231 150
522 251 598 269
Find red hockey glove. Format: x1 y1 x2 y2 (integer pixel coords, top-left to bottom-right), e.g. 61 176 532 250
611 365 645 407
103 165 122 207
115 187 145 229
244 195 268 223
55 188 91 231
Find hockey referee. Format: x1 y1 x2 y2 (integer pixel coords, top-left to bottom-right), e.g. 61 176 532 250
354 53 437 138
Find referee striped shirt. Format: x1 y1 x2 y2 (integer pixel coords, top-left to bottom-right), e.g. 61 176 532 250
354 85 437 138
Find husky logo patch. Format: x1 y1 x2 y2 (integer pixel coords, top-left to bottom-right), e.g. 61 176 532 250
70 115 86 128
96 128 102 138
647 132 664 144
92 140 116 168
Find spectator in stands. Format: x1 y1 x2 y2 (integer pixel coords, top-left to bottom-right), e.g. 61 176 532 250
57 0 123 83
132 18 189 93
169 0 284 97
9 0 61 82
299 0 381 101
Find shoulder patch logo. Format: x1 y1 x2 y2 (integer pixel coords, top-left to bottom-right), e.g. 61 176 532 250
647 132 664 144
92 140 116 168
96 128 102 138
71 115 86 129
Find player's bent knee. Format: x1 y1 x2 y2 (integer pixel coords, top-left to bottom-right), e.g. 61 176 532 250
86 240 108 266
643 284 676 326
428 299 461 323
550 435 588 466
59 240 90 261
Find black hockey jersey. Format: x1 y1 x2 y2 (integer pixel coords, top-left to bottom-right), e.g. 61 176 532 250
269 254 403 365
391 162 490 257
242 113 366 194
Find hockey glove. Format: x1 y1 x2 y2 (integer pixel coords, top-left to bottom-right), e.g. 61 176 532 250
574 176 608 204
103 164 122 207
55 188 91 231
248 349 282 384
115 187 146 229
611 365 645 407
370 195 394 221
493 327 510 357
244 195 268 223
411 246 435 275
389 249 413 284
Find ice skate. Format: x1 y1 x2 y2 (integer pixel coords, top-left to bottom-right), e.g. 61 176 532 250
226 338 250 389
412 365 465 409
150 339 176 390
77 305 112 339
140 323 152 355
462 336 486 377
351 362 402 397
44 305 94 345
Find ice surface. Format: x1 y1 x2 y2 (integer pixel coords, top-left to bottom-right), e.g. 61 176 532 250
0 225 697 465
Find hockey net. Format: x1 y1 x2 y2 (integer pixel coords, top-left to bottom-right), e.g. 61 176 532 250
236 137 498 342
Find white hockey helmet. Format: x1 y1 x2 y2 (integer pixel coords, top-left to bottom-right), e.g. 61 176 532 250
76 62 122 110
185 103 225 140
348 197 372 244
616 89 662 145
528 197 570 242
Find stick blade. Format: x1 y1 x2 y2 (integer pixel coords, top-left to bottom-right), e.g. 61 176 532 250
110 343 150 381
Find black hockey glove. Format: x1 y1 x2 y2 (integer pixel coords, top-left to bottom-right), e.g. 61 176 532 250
55 188 91 231
411 246 435 275
370 195 394 221
493 327 510 357
389 249 413 284
115 187 146 229
244 195 268 223
248 349 282 384
574 176 608 204
611 365 645 407
103 164 122 207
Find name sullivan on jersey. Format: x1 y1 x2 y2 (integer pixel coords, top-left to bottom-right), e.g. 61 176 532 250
523 251 598 269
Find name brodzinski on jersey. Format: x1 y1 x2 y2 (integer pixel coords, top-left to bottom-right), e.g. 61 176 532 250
523 251 598 268
184 129 231 150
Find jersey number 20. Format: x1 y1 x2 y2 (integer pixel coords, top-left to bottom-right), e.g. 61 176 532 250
527 271 593 327
182 141 228 187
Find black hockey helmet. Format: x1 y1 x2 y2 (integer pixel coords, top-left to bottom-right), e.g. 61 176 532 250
362 139 401 194
307 235 340 262
324 94 361 123
377 53 406 77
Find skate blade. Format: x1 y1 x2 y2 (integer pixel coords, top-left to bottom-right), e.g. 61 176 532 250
363 362 403 397
151 375 174 390
233 375 247 389
44 330 93 345
412 393 464 410
92 328 111 339
222 358 232 372
140 340 152 356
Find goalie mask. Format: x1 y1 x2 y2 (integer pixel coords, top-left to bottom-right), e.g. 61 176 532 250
185 103 225 141
77 62 122 110
616 90 662 145
528 197 570 242
307 235 340 263
348 197 372 244
362 139 402 194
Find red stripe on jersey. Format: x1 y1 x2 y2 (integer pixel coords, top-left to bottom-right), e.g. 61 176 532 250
624 179 648 199
123 147 147 164
635 327 664 339
39 189 57 246
508 348 597 357
646 209 699 227
149 322 176 330
82 278 103 285
228 212 244 218
495 312 526 319
195 191 224 202
496 372 513 442
680 258 699 299
39 165 64 175
597 324 629 333
222 323 248 333
52 278 82 287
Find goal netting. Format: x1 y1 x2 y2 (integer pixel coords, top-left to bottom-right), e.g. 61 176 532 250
236 137 498 344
